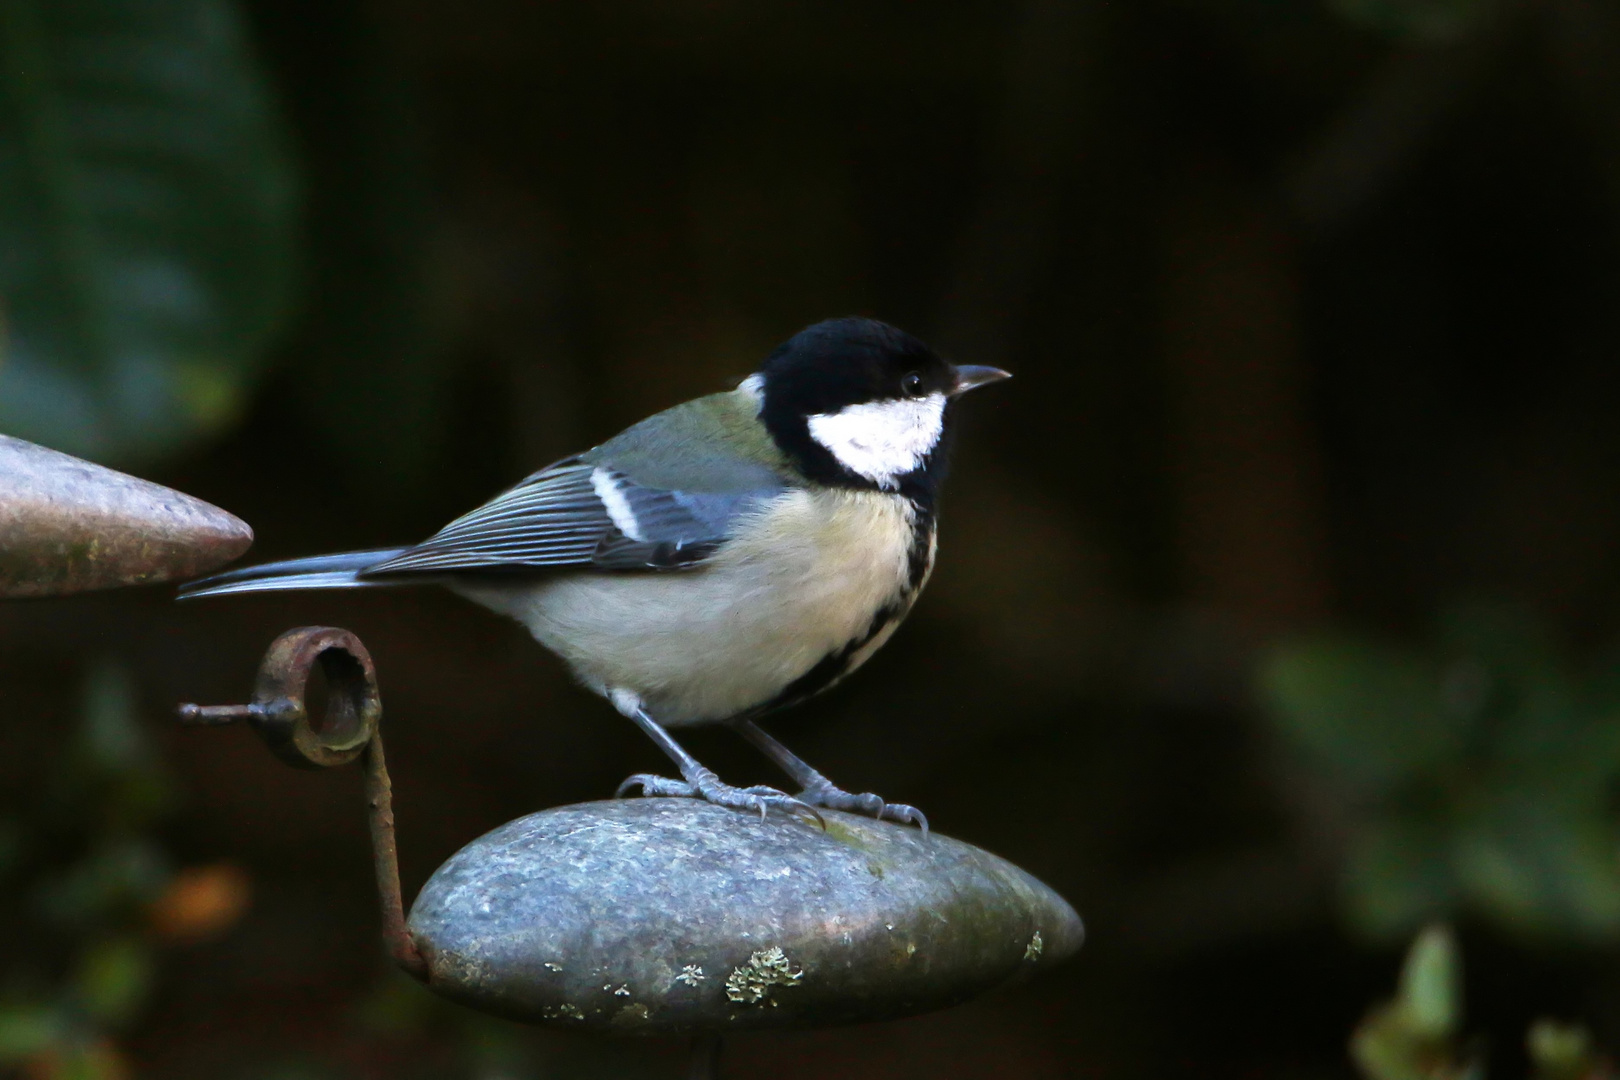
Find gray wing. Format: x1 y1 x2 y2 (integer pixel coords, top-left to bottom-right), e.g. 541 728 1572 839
361 457 785 577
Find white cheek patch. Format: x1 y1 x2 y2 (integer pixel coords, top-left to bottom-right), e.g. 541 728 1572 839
806 393 946 488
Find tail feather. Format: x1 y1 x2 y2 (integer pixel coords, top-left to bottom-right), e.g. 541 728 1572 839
178 548 410 600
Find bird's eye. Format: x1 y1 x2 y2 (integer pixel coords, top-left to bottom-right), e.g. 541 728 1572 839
901 372 924 397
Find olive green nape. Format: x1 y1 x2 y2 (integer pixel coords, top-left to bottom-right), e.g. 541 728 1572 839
583 387 799 492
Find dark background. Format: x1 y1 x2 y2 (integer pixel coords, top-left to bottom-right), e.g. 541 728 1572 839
6 0 1620 1076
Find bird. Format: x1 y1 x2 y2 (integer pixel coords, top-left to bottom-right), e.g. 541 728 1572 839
180 317 1009 833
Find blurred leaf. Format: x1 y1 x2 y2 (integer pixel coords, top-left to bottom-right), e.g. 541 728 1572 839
1528 1020 1616 1080
73 937 151 1027
68 660 174 829
1451 799 1620 939
1493 707 1620 800
1352 1004 1445 1079
29 1040 132 1080
1436 605 1605 780
79 662 144 774
1326 0 1500 42
0 1005 62 1061
1395 925 1459 1037
1265 603 1620 942
36 838 170 925
1343 817 1454 942
0 0 299 465
354 971 436 1035
1437 601 1557 673
1351 925 1480 1080
1259 637 1460 790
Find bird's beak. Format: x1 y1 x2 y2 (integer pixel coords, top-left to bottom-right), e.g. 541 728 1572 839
950 364 1012 396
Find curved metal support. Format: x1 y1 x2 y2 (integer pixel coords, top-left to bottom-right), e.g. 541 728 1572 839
178 626 427 980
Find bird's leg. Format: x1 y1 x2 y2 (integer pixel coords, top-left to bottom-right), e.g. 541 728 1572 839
729 719 928 836
611 693 823 827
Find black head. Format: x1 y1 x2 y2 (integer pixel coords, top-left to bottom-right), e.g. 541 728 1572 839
754 317 1008 500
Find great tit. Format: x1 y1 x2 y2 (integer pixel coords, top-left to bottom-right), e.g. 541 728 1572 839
181 317 1009 832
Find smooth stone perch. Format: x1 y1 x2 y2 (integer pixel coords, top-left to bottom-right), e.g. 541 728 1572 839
0 435 252 597
407 798 1082 1033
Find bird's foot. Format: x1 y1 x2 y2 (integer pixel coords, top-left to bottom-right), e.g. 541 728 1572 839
616 767 824 828
795 778 929 838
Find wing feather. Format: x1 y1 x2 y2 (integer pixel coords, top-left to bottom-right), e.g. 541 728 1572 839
361 457 785 577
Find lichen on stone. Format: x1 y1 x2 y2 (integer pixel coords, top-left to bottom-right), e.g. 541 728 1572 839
1024 930 1044 961
676 964 705 987
724 947 804 1005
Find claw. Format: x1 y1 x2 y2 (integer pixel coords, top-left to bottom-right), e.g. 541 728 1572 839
785 800 826 830
616 773 696 799
796 780 928 839
886 804 929 840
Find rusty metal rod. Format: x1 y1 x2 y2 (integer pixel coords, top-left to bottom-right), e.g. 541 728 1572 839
363 734 427 979
177 702 268 725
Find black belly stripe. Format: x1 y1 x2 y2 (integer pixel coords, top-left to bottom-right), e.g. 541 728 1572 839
750 603 903 716
905 505 936 592
746 506 937 718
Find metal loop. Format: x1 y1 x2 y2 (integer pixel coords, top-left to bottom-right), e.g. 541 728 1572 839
247 626 382 769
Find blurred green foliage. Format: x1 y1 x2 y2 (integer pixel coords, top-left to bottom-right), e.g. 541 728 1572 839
0 0 298 466
1351 925 1481 1080
0 661 178 1079
1351 926 1616 1080
1326 0 1500 41
1527 1020 1617 1080
1260 603 1620 941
